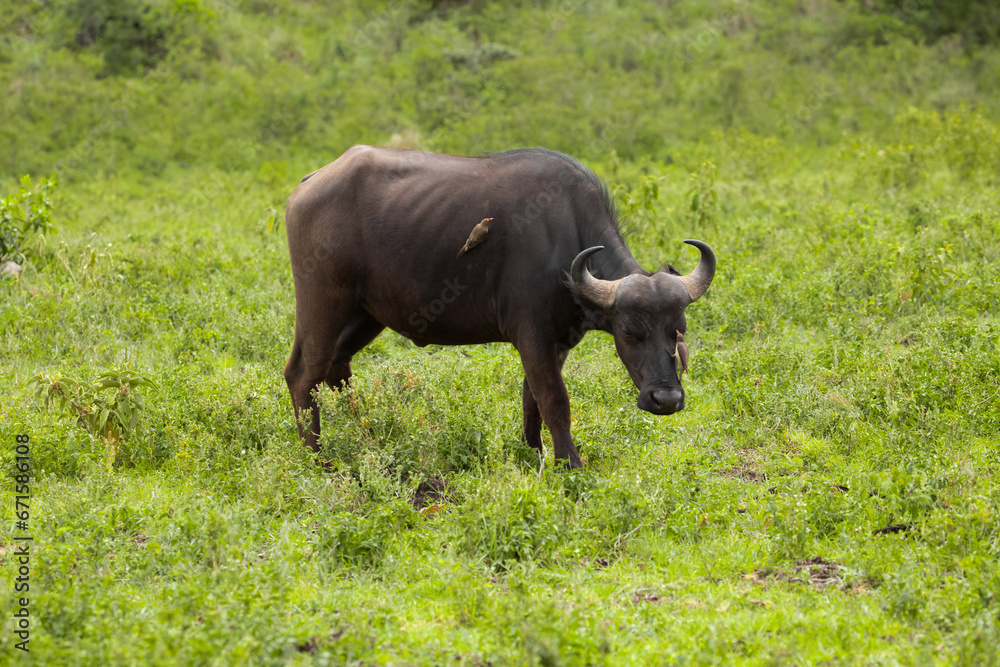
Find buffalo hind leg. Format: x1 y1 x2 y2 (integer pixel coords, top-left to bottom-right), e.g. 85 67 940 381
285 337 328 455
518 345 580 468
285 309 384 456
325 311 385 390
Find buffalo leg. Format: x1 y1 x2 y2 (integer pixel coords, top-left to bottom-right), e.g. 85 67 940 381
521 348 569 456
325 312 385 390
518 345 581 468
284 305 383 455
284 337 326 454
521 378 543 454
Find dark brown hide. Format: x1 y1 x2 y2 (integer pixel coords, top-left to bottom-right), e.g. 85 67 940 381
284 146 715 468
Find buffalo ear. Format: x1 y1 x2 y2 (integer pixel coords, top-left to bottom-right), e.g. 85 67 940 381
564 271 613 331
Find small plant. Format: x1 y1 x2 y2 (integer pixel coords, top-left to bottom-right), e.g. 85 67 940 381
31 363 156 468
57 234 115 285
615 173 664 226
0 175 57 276
726 128 785 180
686 159 719 227
264 205 283 235
906 235 958 309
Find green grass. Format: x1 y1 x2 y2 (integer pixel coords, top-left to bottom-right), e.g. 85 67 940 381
2 1 1000 664
3 128 998 663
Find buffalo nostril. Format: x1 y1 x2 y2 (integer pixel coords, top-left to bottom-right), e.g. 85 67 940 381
652 388 684 413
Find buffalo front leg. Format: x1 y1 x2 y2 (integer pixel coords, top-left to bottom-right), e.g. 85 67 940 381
521 347 569 456
518 346 581 469
521 378 543 455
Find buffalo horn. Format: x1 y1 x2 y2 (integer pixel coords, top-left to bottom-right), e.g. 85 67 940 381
571 246 621 309
677 239 716 302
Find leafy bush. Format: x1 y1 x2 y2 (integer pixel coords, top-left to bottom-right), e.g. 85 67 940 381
850 107 1000 190
31 363 156 468
0 175 57 274
317 353 507 484
685 159 719 228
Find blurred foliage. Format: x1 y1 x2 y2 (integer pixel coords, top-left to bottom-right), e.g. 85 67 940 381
62 0 219 75
1 0 999 181
859 0 1000 47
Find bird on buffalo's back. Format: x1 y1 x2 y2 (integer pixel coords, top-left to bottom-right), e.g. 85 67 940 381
457 217 493 258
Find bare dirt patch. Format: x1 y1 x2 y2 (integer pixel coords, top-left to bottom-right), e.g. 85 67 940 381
873 523 911 535
629 588 663 605
411 476 451 509
716 466 768 483
748 557 846 590
295 631 344 653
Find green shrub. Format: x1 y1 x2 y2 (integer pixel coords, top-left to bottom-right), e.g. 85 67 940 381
317 352 509 484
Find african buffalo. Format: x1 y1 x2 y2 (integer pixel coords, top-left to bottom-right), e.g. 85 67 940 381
284 146 715 468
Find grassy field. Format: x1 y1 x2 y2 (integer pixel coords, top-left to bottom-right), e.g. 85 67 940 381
2 1 1000 665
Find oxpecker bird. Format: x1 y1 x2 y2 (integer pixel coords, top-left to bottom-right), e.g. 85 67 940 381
674 331 689 378
456 218 493 258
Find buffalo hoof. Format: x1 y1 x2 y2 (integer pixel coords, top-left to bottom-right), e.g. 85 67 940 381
554 456 584 470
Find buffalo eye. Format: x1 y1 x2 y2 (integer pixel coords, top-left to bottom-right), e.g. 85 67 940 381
622 328 644 342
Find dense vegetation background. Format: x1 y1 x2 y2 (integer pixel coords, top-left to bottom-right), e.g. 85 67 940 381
1 0 999 664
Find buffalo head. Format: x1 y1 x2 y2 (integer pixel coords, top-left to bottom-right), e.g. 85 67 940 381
571 240 716 415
